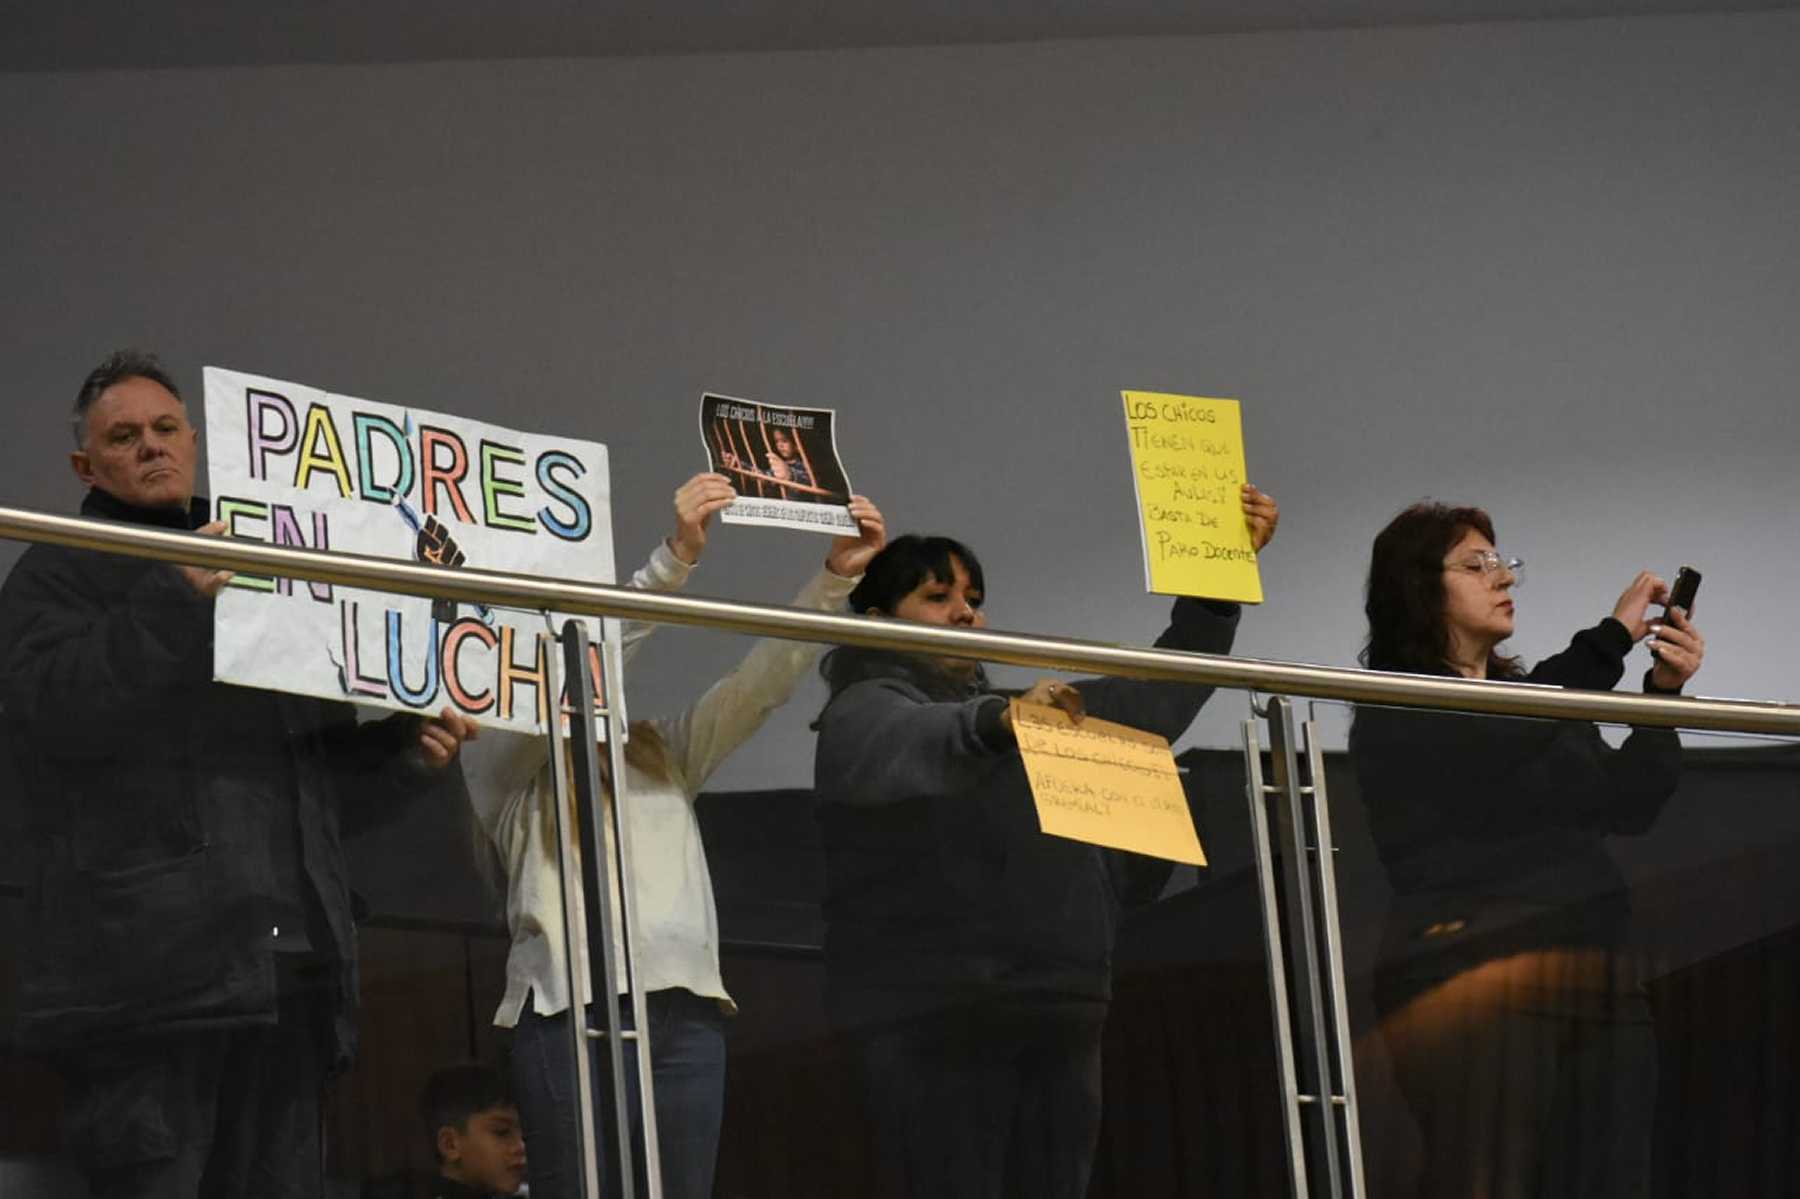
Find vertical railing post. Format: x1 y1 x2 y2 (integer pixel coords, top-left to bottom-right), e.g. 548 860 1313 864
1244 713 1310 1198
544 633 606 1199
594 628 665 1199
546 620 663 1198
1244 697 1366 1199
1302 709 1367 1190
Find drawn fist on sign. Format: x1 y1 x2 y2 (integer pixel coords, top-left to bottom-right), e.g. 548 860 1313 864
415 514 467 623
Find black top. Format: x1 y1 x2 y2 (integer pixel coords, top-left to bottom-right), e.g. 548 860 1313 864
0 486 440 1057
430 1176 508 1199
65 491 321 951
1349 619 1682 1004
814 597 1240 1027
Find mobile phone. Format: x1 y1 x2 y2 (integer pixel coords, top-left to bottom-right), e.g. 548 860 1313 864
1666 566 1701 618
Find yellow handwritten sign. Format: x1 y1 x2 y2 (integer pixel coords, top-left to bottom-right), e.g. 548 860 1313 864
1121 390 1262 603
1012 701 1206 866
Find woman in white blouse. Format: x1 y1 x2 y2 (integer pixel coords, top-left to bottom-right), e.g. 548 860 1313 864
463 472 886 1199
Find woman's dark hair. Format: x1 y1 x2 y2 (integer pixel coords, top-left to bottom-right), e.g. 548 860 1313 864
1361 501 1523 680
821 534 989 701
845 534 985 617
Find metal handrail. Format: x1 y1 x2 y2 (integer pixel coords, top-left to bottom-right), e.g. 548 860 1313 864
1 504 1795 735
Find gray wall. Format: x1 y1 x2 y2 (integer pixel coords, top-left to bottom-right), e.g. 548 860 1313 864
3 12 1796 793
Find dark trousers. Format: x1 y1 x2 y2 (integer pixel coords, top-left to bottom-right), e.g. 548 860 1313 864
510 987 727 1199
849 1004 1106 1199
1379 948 1658 1199
60 983 331 1199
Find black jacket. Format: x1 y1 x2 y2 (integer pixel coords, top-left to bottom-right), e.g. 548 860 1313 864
429 1176 507 1199
813 597 1240 1027
1349 619 1682 1004
0 488 439 1061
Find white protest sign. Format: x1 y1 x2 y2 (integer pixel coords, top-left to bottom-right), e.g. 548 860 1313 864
204 367 620 734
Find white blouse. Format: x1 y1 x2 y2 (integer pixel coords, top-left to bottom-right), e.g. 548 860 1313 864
461 541 857 1025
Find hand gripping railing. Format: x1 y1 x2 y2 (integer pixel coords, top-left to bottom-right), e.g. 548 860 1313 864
1 504 1795 734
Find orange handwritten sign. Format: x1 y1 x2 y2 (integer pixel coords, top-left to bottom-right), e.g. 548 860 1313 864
1012 700 1205 865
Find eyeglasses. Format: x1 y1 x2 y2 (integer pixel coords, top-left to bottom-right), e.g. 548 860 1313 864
1444 550 1524 587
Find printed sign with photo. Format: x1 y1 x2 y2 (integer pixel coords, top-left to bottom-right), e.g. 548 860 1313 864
204 366 623 734
698 392 857 535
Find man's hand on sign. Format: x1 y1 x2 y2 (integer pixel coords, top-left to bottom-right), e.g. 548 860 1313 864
670 472 738 565
1001 679 1086 737
177 521 236 598
825 496 888 579
1242 484 1280 552
417 705 477 770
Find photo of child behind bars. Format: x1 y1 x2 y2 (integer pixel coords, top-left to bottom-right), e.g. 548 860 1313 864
701 394 850 507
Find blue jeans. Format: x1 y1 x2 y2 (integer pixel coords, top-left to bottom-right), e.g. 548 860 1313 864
511 987 727 1199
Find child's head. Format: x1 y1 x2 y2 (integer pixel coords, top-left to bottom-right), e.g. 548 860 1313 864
420 1064 526 1195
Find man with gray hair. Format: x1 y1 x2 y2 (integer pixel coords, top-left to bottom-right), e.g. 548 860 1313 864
0 349 474 1198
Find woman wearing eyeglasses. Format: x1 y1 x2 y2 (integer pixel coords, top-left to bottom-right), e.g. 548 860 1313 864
1349 501 1704 1199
